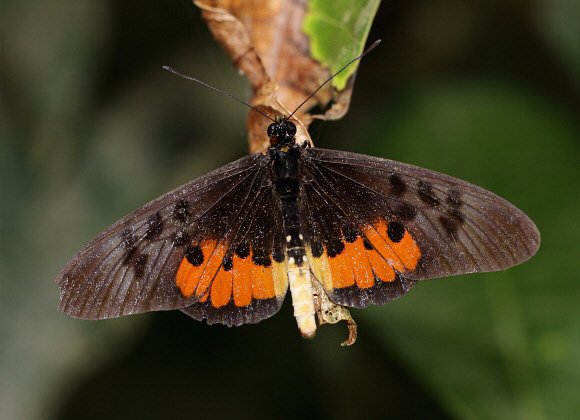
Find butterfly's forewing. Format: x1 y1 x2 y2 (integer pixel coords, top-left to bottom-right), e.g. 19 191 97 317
57 153 288 325
300 148 540 308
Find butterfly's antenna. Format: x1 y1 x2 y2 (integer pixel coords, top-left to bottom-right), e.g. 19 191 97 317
162 66 276 122
286 39 382 121
164 39 381 124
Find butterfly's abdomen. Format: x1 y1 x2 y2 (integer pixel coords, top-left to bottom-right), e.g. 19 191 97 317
271 146 316 338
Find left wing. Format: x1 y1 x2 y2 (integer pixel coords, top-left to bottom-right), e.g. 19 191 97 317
56 153 288 325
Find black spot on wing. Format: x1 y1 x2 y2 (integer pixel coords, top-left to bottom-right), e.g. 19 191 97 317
222 255 233 271
363 238 373 250
449 207 465 223
326 239 345 258
173 198 190 223
387 221 405 243
235 241 250 259
123 246 138 264
144 212 163 240
439 215 460 239
418 181 440 207
252 253 271 268
121 228 136 248
133 254 148 279
389 174 407 197
446 189 462 208
185 245 204 266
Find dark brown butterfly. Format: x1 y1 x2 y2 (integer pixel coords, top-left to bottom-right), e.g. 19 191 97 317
56 113 540 345
56 40 539 344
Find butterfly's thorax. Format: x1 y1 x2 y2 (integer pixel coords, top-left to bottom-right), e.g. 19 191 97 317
268 121 316 338
270 145 306 264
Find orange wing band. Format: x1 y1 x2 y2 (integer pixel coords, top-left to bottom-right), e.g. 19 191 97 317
362 221 421 272
325 221 421 291
175 241 280 308
327 237 375 289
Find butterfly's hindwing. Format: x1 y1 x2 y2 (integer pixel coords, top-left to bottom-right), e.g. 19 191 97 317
300 148 540 308
57 153 288 324
179 172 289 326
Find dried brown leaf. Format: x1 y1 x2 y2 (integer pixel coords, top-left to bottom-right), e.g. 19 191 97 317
195 0 352 150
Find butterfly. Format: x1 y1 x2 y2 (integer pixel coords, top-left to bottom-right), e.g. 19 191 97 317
56 107 540 345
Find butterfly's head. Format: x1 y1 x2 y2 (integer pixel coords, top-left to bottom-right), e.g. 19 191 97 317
268 117 297 147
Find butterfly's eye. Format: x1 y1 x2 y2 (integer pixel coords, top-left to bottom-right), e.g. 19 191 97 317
285 121 296 136
268 123 278 137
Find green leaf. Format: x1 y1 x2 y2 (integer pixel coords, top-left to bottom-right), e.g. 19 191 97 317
303 0 381 90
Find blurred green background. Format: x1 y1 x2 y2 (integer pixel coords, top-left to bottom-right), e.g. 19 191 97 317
1 1 578 419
